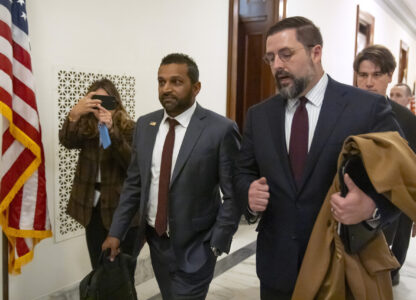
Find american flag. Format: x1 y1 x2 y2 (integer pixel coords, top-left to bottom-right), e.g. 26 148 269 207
0 0 51 274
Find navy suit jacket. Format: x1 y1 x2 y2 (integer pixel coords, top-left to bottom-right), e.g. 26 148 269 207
109 104 241 273
389 99 416 152
233 76 402 292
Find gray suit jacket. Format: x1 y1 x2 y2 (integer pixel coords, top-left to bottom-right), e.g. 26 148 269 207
109 103 241 272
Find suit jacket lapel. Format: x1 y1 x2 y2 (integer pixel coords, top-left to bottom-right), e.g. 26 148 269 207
298 77 348 192
170 103 206 187
266 96 297 194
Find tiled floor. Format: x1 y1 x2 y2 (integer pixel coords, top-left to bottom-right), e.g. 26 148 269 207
136 224 416 299
393 235 416 299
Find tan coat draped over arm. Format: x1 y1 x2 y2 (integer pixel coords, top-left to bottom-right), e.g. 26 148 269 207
293 131 416 300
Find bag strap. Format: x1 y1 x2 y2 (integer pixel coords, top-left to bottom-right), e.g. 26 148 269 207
97 248 111 268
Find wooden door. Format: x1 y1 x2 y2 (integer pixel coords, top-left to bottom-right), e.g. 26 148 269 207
398 40 409 84
227 0 286 132
353 5 375 85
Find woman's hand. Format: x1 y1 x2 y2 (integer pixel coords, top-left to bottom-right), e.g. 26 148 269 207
68 92 102 122
97 106 113 129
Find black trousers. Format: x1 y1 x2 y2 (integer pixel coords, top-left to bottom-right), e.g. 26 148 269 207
260 283 292 300
389 213 413 276
146 225 216 300
85 204 140 275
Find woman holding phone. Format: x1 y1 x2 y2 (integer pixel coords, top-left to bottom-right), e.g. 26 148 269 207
59 78 140 271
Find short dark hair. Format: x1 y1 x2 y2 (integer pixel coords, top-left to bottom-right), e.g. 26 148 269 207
394 83 413 96
266 16 323 47
160 53 199 84
353 45 396 74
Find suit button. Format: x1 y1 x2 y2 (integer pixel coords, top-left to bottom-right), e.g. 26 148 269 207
291 235 297 240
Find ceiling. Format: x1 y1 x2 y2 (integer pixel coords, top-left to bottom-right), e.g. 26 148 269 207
402 0 416 17
379 0 416 38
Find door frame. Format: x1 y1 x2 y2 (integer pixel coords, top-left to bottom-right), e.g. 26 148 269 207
226 0 286 120
226 0 239 120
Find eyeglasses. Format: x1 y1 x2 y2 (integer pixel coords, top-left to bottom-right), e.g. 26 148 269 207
263 46 314 65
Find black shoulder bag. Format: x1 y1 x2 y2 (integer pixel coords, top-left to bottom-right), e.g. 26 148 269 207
79 249 138 300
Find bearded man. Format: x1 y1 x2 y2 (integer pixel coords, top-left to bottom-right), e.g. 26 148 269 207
103 53 241 300
233 16 401 300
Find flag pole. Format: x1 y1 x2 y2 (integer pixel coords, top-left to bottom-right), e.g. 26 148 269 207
2 231 8 300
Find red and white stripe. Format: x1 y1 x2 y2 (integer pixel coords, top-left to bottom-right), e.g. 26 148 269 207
0 1 51 274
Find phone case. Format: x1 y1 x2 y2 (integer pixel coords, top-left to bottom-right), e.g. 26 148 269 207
91 95 116 110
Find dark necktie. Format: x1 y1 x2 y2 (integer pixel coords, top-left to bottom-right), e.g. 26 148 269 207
155 118 179 236
289 96 309 187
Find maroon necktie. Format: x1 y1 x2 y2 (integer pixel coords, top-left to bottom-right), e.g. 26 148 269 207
289 96 309 187
155 118 179 236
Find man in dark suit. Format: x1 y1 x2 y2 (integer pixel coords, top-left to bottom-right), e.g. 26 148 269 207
354 46 416 286
233 17 401 300
102 53 241 299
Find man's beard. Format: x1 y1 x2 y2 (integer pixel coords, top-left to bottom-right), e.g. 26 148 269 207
159 90 194 115
275 70 310 99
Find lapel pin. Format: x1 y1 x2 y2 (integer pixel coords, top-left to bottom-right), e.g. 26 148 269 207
150 122 157 126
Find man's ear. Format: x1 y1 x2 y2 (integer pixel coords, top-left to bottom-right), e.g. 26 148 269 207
310 44 322 64
192 81 201 98
387 72 393 83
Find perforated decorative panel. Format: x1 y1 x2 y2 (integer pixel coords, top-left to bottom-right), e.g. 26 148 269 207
55 69 136 242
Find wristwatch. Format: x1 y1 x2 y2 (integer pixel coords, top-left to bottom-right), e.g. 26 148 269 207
371 207 380 219
366 207 381 229
211 246 222 257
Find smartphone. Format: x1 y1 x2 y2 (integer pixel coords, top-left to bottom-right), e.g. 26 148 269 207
91 95 117 110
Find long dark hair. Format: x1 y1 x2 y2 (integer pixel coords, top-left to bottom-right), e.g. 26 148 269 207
78 78 134 137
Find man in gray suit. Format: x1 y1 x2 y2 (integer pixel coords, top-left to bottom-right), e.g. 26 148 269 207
102 53 241 299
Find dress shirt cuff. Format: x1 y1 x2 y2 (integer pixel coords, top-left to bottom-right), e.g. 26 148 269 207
245 206 260 224
247 206 259 216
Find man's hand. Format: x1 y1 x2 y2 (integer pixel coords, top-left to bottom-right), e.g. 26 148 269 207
101 236 121 262
330 173 376 225
248 177 269 212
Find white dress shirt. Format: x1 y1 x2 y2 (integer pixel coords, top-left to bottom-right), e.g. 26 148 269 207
146 101 197 227
285 73 328 152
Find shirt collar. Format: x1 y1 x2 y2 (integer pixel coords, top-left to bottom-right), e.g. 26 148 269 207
162 101 197 128
287 73 328 110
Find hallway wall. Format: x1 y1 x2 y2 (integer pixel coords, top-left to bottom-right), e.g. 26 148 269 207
0 0 415 299
287 0 416 89
1 1 230 299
